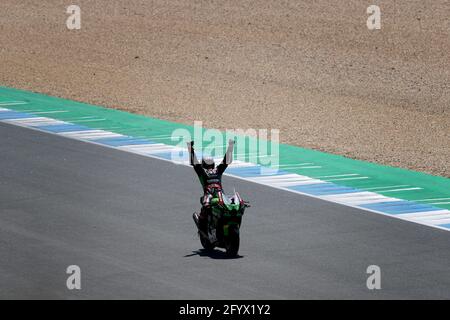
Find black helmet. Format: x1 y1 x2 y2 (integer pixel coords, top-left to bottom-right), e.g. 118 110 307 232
201 157 215 169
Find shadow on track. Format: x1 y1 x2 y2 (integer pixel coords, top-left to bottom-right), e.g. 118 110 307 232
184 249 244 260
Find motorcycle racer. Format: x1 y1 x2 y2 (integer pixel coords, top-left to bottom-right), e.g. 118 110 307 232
187 139 235 233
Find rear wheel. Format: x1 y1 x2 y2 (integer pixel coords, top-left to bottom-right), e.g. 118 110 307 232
225 225 240 257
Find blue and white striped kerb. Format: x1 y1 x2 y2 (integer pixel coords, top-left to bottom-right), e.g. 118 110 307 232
1 105 450 232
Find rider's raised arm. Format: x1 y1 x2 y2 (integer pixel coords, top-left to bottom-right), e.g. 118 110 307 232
187 142 206 185
187 141 200 167
218 139 234 174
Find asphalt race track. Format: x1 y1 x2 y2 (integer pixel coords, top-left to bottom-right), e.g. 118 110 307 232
1 122 450 299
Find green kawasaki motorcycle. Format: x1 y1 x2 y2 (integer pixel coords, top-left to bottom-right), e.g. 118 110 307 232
193 191 250 257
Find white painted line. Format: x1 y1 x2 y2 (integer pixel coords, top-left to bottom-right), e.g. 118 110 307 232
324 176 369 182
71 118 107 123
277 163 315 167
250 174 311 181
30 110 69 115
416 198 450 202
410 213 450 222
379 187 423 193
117 143 165 150
400 210 450 219
5 117 67 126
315 174 360 178
141 135 176 141
60 130 124 140
321 192 401 205
279 166 321 170
118 144 178 154
422 217 450 226
321 192 378 199
0 101 28 106
268 179 325 187
254 177 316 184
144 147 182 154
72 132 124 140
276 165 320 169
346 198 402 205
74 132 124 140
7 117 55 122
59 129 102 135
364 185 410 191
250 174 325 187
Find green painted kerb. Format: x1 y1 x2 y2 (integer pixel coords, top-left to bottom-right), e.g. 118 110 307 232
1 86 449 210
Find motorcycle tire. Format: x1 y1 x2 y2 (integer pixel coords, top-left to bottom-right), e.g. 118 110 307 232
225 225 240 257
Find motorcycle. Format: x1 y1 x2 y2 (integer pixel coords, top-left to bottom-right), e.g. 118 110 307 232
193 190 249 257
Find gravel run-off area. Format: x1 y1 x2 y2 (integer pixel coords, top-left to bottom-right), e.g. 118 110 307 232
0 0 448 176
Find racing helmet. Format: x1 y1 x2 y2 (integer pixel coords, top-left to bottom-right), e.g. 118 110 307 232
201 157 215 169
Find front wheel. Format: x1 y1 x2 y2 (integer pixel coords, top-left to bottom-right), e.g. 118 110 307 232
225 225 240 257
